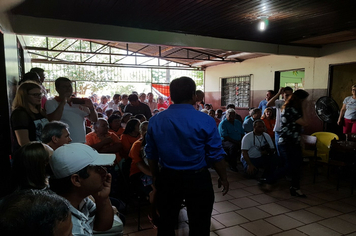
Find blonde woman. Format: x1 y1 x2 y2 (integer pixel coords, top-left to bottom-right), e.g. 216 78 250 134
11 81 48 149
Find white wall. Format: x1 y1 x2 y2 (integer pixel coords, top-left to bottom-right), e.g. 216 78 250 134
205 40 356 93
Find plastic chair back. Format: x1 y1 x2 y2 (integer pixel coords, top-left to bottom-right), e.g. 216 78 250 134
301 135 317 158
311 132 339 162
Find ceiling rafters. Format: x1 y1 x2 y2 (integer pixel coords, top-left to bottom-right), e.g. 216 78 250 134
24 37 243 70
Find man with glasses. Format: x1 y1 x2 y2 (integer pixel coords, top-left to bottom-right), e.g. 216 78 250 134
49 143 117 235
45 77 98 143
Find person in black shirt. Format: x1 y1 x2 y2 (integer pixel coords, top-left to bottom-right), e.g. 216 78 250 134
124 94 152 120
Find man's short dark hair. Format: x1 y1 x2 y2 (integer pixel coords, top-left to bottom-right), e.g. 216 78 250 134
113 94 121 99
121 94 128 99
19 72 40 85
170 76 196 104
0 189 70 236
30 67 45 74
128 94 138 102
55 77 71 89
49 166 89 195
41 121 69 144
284 86 293 92
267 90 275 94
253 119 265 127
251 108 261 116
226 104 235 109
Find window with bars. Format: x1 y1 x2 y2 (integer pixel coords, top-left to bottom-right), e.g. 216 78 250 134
221 75 251 108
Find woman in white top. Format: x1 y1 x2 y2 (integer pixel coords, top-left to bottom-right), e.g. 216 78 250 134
338 85 356 140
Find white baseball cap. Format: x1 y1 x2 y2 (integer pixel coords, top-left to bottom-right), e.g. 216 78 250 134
49 143 115 179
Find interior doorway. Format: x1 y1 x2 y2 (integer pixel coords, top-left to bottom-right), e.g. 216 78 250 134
328 62 356 138
274 69 305 98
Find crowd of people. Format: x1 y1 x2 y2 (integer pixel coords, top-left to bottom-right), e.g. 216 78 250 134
2 67 317 235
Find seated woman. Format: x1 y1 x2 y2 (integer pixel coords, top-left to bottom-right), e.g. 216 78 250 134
121 113 132 129
261 107 276 142
134 114 147 123
108 114 125 138
10 142 52 192
128 121 152 195
128 121 157 227
11 81 49 150
120 118 141 160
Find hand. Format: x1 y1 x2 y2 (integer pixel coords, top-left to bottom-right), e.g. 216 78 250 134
101 136 113 145
112 206 119 215
218 177 229 196
278 87 284 95
93 173 112 201
247 165 257 175
59 93 69 104
84 98 95 110
337 119 342 126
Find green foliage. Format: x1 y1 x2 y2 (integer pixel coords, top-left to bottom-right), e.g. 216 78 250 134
28 36 205 96
114 84 136 95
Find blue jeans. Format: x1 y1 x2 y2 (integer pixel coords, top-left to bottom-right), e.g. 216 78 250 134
275 132 281 157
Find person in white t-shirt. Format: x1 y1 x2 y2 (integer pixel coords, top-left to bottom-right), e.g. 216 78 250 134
108 94 121 111
240 120 278 178
45 77 98 143
338 84 356 140
266 86 293 156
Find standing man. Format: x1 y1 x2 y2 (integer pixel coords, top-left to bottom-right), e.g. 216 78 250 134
258 90 275 113
195 90 204 110
30 67 47 108
119 94 129 114
45 77 98 143
266 87 293 155
146 76 229 236
124 94 152 120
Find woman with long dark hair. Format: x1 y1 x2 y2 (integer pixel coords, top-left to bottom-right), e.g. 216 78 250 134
278 89 309 197
120 118 141 160
11 142 52 191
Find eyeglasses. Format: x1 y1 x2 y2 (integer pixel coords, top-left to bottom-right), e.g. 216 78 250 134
28 93 43 98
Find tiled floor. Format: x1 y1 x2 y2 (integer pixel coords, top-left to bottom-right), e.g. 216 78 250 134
122 164 356 236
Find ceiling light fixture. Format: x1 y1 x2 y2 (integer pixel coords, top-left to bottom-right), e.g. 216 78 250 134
258 17 269 31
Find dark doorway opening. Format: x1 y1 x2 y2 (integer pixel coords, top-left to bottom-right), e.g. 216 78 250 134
328 62 356 139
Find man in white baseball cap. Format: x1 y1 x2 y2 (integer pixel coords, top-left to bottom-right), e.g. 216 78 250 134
49 143 115 235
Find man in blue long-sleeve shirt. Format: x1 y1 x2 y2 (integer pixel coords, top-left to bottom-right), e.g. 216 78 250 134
145 76 229 236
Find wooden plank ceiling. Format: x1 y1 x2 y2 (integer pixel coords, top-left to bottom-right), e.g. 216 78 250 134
9 0 356 68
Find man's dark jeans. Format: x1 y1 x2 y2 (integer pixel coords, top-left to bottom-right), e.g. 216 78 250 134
156 168 214 236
